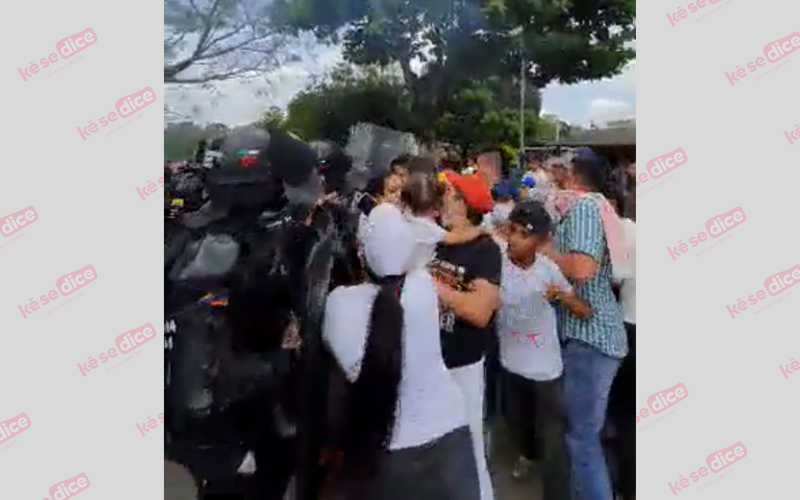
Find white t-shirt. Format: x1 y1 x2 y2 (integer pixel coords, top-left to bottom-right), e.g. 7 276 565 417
322 269 467 450
613 218 636 324
405 214 447 270
497 250 571 381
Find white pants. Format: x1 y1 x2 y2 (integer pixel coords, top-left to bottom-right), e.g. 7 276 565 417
450 360 494 500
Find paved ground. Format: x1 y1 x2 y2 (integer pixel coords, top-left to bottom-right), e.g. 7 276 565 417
165 422 543 500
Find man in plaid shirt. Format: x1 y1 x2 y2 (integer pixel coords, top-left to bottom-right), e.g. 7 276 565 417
541 149 628 500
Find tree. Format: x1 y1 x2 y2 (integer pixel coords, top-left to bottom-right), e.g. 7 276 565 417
482 0 635 88
261 64 414 144
433 77 536 157
256 106 288 130
272 0 635 125
534 113 576 142
165 0 289 84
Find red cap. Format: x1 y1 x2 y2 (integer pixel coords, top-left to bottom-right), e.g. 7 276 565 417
443 171 494 213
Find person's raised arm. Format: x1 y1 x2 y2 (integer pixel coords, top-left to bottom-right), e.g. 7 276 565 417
442 225 483 245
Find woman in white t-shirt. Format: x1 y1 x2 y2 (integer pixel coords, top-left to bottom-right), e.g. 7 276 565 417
322 203 479 500
497 201 591 500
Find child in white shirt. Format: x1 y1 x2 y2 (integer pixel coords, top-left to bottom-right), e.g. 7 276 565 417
401 171 483 270
497 200 590 496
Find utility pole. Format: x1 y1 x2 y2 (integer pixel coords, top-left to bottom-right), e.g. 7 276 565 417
518 34 526 168
519 56 525 157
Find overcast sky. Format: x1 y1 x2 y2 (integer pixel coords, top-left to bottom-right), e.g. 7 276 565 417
165 40 635 128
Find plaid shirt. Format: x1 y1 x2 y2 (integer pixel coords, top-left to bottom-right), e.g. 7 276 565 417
554 197 628 359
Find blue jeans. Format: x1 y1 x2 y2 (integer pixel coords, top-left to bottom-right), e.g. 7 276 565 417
563 340 621 500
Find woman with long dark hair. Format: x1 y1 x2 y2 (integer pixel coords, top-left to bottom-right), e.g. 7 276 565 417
322 203 479 500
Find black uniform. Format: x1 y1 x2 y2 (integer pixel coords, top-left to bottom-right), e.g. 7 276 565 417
164 128 311 500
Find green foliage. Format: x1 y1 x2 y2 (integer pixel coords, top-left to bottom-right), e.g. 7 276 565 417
256 106 288 131
256 64 414 144
433 78 535 156
272 0 635 91
255 69 566 159
270 0 634 155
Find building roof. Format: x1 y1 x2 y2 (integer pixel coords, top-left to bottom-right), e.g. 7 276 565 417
559 126 635 146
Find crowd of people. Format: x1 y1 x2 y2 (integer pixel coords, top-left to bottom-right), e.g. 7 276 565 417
319 147 637 500
164 131 636 500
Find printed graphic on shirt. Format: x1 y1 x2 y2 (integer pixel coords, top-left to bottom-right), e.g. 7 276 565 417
440 310 456 332
429 258 467 290
507 330 546 347
429 257 466 332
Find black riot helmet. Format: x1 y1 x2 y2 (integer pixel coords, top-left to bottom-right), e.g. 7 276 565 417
312 141 353 194
203 126 328 214
202 128 284 212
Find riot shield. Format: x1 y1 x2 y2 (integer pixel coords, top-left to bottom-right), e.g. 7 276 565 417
344 123 420 192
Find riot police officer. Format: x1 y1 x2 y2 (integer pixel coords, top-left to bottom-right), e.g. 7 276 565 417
165 126 325 500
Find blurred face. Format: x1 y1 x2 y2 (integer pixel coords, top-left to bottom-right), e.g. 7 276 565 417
382 173 404 205
440 183 466 227
392 165 410 183
627 163 636 178
477 154 500 184
547 163 569 188
506 223 548 262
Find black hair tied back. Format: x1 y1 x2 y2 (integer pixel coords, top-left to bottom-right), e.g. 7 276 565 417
341 273 405 477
